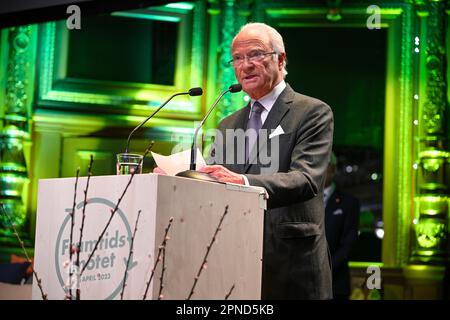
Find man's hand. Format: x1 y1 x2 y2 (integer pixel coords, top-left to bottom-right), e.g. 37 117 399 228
153 167 167 175
199 165 244 185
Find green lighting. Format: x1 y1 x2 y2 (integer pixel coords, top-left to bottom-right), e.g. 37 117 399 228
407 265 429 271
420 196 446 203
349 262 384 268
414 250 437 257
165 2 195 10
415 220 445 248
417 196 448 216
419 150 449 159
111 12 180 23
422 158 442 172
422 209 441 215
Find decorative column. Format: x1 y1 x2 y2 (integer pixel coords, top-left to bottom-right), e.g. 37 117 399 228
412 0 448 264
0 26 34 247
191 1 206 98
215 0 251 121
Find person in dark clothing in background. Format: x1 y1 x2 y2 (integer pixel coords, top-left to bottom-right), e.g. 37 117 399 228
324 152 360 299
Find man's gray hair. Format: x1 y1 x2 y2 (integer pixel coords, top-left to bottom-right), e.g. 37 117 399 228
234 22 288 78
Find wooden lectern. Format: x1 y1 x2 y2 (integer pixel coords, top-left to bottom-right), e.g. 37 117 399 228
32 174 266 300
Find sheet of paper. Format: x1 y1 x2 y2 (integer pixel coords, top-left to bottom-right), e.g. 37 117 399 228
151 149 206 176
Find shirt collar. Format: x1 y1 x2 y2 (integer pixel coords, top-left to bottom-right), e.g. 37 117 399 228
249 80 286 115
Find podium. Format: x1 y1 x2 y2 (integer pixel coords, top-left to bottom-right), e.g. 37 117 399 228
32 174 266 300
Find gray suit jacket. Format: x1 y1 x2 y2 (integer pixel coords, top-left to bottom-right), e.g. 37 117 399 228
211 84 334 299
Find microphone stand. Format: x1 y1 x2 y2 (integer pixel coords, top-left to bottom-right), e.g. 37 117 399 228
125 87 203 154
176 84 242 182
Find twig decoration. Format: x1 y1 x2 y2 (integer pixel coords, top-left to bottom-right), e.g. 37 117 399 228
187 205 229 300
0 203 47 300
143 216 173 300
225 284 235 300
67 167 80 300
80 142 154 276
158 246 167 300
75 155 94 300
120 209 142 300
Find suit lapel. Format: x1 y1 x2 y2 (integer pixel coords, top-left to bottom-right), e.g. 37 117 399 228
244 84 295 173
227 103 250 173
235 102 251 131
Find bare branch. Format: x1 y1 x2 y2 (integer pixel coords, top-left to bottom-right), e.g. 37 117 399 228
143 216 174 300
158 246 167 300
225 284 235 300
187 205 229 300
80 142 154 276
0 203 47 300
75 155 94 300
120 209 142 300
67 167 80 300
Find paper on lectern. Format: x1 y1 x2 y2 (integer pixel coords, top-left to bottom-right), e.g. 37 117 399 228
151 149 206 176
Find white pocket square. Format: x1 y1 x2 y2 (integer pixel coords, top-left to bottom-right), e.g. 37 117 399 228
332 208 343 215
269 125 285 139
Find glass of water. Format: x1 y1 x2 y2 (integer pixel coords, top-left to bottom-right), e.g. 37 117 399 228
116 153 143 175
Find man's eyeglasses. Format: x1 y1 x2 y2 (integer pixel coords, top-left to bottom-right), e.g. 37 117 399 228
228 51 277 66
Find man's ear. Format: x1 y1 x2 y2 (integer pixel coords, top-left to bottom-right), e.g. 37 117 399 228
278 52 286 69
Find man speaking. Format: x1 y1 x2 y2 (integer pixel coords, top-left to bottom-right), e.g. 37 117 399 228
200 22 334 300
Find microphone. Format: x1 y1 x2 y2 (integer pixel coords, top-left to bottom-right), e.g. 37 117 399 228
176 83 242 182
125 87 203 153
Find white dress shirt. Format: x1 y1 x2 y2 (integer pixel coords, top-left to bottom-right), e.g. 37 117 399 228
242 80 286 185
249 80 287 124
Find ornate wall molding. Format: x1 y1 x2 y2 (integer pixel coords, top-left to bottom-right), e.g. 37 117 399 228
37 5 203 118
412 0 449 264
252 1 414 267
0 25 36 243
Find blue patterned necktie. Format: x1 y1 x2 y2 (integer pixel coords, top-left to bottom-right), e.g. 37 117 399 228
246 101 264 162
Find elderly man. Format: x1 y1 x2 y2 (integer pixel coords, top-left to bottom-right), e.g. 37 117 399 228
199 22 334 299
